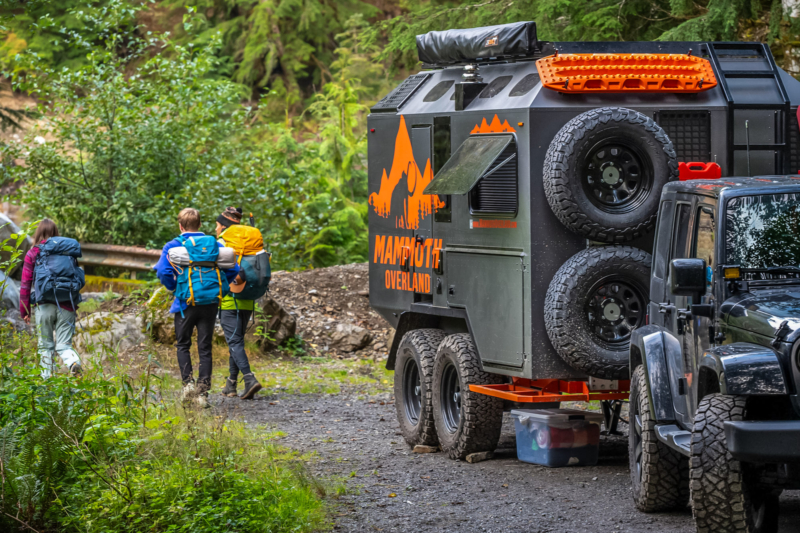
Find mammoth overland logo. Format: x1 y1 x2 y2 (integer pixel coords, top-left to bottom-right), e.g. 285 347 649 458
368 115 516 229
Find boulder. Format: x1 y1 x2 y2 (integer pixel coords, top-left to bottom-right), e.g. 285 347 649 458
147 308 176 345
1 308 30 333
75 312 145 355
0 272 20 311
329 322 371 352
0 214 32 278
256 291 297 351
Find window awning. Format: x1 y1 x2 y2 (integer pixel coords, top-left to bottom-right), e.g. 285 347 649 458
423 134 515 195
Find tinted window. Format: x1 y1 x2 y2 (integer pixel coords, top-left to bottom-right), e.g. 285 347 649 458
693 207 715 292
479 76 512 98
725 193 800 267
424 80 454 102
424 134 513 195
509 73 540 97
652 200 673 279
671 203 692 261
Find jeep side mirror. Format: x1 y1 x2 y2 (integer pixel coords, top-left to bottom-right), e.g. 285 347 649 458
670 258 707 300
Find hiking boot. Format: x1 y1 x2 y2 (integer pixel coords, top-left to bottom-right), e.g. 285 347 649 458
181 381 196 402
69 362 83 377
195 382 211 408
241 373 262 400
221 378 238 397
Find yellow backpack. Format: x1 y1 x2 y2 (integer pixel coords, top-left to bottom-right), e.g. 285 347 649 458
220 225 264 259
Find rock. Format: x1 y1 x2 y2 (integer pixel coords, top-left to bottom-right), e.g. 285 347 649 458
1 308 30 333
329 322 371 352
308 289 318 295
81 291 121 302
75 312 145 355
0 214 32 278
0 272 20 311
256 291 297 350
412 445 439 454
465 451 493 464
147 308 176 345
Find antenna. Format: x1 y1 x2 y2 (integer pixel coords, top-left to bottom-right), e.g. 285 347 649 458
745 120 751 177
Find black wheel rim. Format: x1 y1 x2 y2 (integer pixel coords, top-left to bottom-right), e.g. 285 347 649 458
441 362 461 433
402 358 422 425
581 139 653 214
631 395 644 482
586 277 646 346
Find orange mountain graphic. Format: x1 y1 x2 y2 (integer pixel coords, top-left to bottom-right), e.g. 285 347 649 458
471 115 516 134
368 116 444 230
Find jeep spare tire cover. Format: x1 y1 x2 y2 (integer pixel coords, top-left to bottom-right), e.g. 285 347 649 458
543 107 678 242
545 246 651 379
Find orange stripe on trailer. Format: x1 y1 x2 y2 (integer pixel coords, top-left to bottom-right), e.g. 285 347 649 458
469 378 630 403
536 53 717 94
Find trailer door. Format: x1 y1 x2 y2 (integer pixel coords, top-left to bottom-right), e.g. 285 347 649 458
410 125 435 301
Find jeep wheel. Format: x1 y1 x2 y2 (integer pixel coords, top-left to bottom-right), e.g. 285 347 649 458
394 329 446 447
432 333 504 460
690 394 780 533
629 366 689 511
543 107 678 242
545 246 650 379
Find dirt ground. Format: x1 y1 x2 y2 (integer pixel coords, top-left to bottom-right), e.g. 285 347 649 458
219 386 800 533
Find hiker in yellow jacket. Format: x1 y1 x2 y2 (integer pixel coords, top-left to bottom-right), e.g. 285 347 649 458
216 207 263 399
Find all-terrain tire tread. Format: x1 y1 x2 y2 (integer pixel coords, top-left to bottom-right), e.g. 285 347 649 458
543 107 678 242
395 329 446 447
545 245 651 379
690 393 775 533
630 366 690 512
433 333 504 460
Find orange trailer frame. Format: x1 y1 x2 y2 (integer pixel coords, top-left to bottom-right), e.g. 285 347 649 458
470 378 630 403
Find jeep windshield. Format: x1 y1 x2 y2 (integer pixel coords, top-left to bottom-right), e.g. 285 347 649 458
725 193 800 272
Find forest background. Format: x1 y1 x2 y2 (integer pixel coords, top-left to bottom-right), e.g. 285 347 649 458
2 0 800 271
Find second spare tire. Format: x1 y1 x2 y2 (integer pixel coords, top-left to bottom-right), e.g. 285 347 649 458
543 107 678 242
545 246 651 379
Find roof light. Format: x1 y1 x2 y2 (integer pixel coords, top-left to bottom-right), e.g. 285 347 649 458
723 266 741 280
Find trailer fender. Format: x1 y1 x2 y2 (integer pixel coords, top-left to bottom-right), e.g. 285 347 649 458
630 325 676 423
699 343 788 398
385 307 469 370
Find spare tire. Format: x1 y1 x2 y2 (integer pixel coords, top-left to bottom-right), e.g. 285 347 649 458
545 246 650 379
543 107 678 242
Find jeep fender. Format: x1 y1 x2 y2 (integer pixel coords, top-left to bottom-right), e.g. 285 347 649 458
699 343 789 397
630 325 676 423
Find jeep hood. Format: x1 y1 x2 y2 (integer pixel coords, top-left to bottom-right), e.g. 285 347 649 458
720 289 800 340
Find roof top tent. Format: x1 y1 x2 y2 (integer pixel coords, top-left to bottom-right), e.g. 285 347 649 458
367 21 800 383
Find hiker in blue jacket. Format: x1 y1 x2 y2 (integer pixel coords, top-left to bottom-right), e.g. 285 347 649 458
153 208 239 407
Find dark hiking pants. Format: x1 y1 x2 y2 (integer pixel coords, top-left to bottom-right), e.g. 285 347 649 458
174 303 219 386
219 309 253 381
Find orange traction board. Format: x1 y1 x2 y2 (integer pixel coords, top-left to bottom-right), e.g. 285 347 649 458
470 378 630 403
536 53 717 94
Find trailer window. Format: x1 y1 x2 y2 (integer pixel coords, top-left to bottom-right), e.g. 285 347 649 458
424 80 454 102
479 76 512 98
509 73 540 97
433 117 452 222
423 134 513 195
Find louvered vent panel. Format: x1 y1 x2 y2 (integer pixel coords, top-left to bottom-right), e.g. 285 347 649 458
470 142 517 217
372 73 431 112
656 111 711 162
790 108 800 174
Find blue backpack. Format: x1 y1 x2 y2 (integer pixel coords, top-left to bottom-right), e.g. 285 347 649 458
33 237 85 308
173 235 230 308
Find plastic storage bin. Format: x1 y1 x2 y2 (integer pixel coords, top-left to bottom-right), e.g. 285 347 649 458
511 408 604 467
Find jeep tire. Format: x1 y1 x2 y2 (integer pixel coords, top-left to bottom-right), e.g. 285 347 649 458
394 329 446 447
629 366 689 511
545 246 650 379
690 394 780 533
432 333 504 460
543 107 678 242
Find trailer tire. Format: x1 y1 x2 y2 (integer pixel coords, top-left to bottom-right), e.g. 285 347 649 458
629 366 689 512
394 329 446 447
690 394 780 533
432 333 504 460
545 246 650 379
543 107 678 242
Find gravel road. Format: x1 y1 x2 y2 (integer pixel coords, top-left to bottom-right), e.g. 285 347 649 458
219 390 800 533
